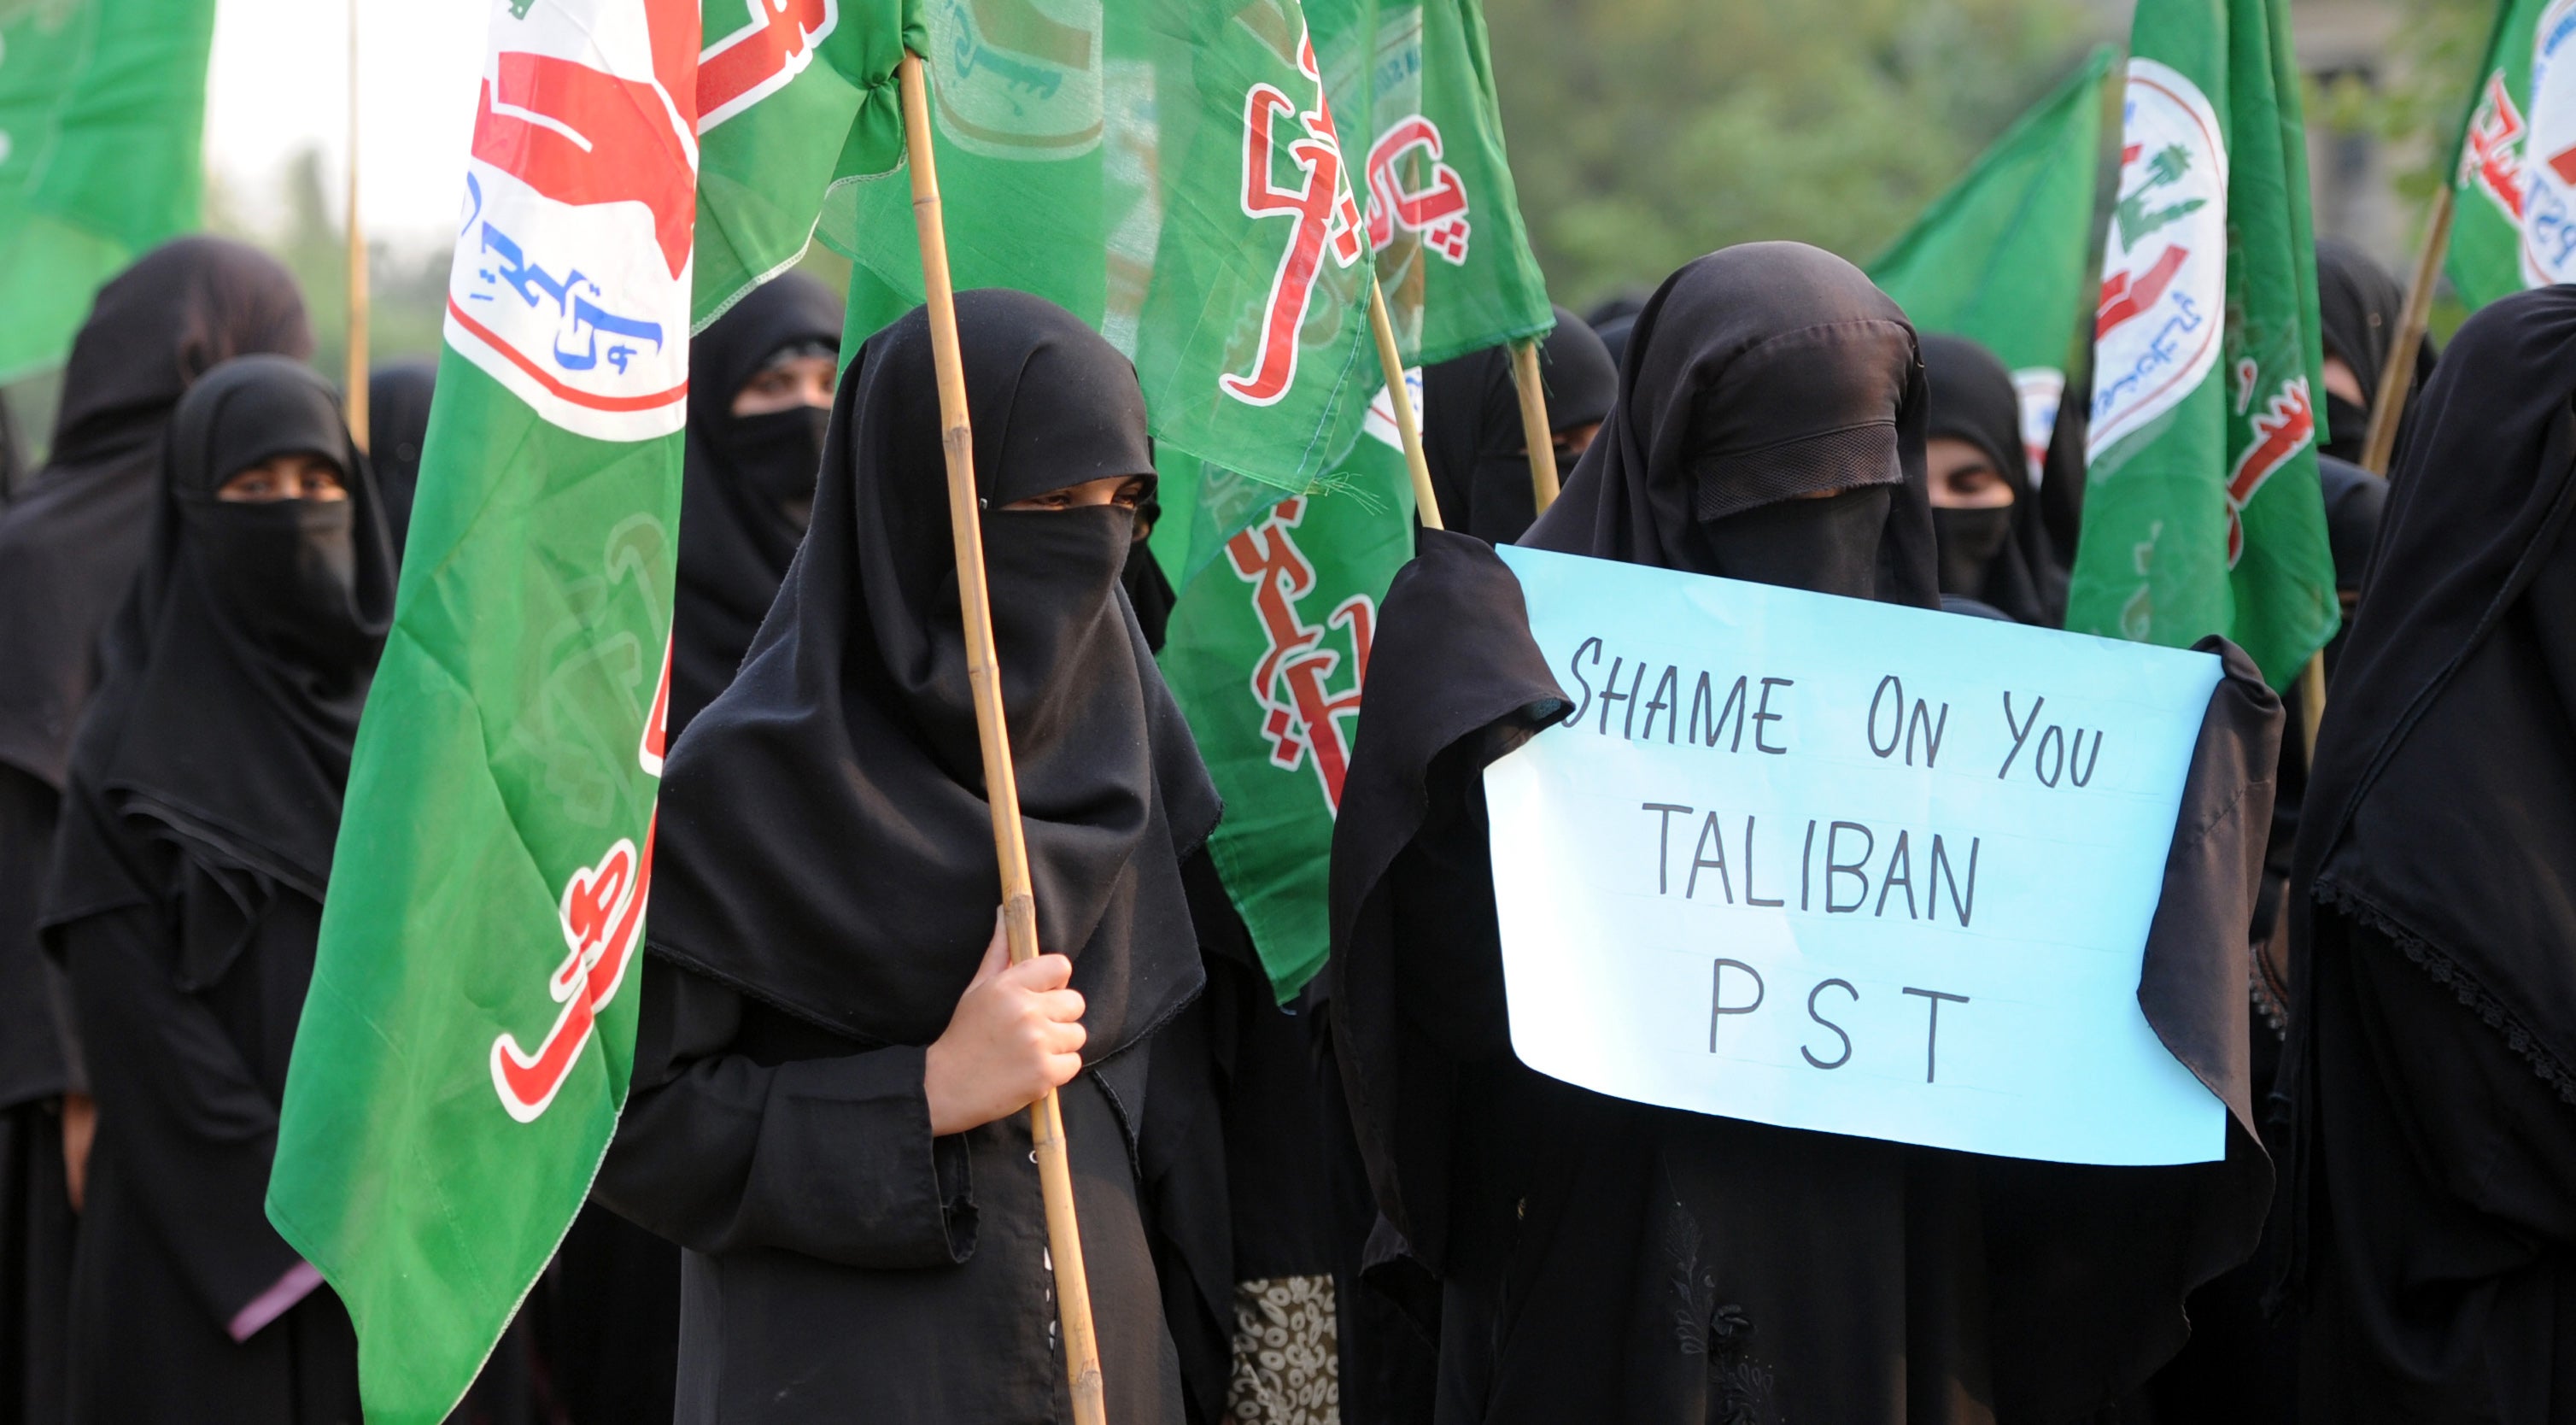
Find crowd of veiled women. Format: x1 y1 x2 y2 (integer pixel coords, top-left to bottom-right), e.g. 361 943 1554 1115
0 228 2566 1425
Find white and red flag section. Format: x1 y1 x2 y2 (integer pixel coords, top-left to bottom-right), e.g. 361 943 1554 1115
2062 0 2339 691
265 0 699 1418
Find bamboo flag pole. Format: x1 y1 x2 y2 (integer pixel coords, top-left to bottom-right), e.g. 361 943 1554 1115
1367 276 1444 530
2298 184 2455 764
2357 183 2453 478
1509 340 1560 513
899 53 1108 1424
343 0 369 452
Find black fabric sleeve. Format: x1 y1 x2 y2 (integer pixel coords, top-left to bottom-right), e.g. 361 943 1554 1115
57 903 302 1328
595 957 975 1270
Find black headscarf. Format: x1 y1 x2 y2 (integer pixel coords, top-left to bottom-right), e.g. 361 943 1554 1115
2289 285 2576 1104
0 238 313 795
669 271 843 736
1921 331 2065 625
2314 238 2435 466
42 355 393 957
647 289 1221 1060
1420 305 1617 544
1584 291 1649 368
1121 491 1175 653
366 360 437 561
1524 243 1940 607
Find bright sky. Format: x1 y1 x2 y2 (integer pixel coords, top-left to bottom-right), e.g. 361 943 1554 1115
203 0 489 255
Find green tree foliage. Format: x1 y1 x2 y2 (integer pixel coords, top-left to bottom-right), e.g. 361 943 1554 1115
2305 0 2491 206
1481 0 2115 307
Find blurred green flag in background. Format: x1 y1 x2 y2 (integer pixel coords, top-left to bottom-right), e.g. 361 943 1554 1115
2065 0 2336 690
0 0 217 380
1871 45 2115 473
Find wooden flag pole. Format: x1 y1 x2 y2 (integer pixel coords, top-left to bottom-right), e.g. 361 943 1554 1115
1510 340 1560 513
1367 275 1444 530
344 0 369 451
2357 183 2454 478
2298 184 2456 765
899 52 1109 1425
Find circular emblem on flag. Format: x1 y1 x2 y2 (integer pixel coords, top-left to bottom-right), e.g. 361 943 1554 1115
2087 59 2228 461
2521 0 2576 284
925 0 1104 160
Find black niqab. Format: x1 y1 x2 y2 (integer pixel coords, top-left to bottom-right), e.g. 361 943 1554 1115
647 289 1221 1059
43 354 392 952
1420 305 1617 543
0 237 313 794
1525 243 1939 607
670 271 842 736
366 360 436 560
2315 238 2435 466
1921 331 2065 625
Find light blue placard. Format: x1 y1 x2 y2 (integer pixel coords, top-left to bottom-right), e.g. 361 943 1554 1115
1484 545 2228 1166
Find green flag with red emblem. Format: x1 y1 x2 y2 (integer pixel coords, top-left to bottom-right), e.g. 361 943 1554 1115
2064 0 2336 689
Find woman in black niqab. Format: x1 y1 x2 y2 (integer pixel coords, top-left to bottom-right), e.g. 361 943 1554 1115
2314 238 2435 467
596 289 1219 1425
547 270 838 1425
1334 243 2279 1423
666 270 841 735
0 241 309 1422
39 354 390 1424
1919 331 2065 625
1420 305 1617 544
2279 284 2576 1424
366 360 436 560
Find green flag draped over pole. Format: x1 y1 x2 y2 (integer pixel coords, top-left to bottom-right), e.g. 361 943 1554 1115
0 0 216 381
1158 0 1554 1000
2445 0 2576 308
2063 0 2335 691
1871 45 2116 473
261 0 847 1415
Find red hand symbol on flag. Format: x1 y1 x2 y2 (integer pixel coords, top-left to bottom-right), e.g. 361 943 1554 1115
2096 246 2190 340
698 0 834 125
471 0 700 279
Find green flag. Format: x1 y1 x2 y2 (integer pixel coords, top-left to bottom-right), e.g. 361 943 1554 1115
0 0 215 380
689 0 919 329
2064 0 2335 690
1159 380 1416 1000
1871 46 2115 471
1158 0 1552 1000
834 0 1381 505
265 1 728 1418
2445 0 2576 308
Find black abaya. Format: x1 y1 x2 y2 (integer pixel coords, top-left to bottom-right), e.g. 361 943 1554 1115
40 355 393 1424
0 247 310 1425
1334 245 2280 1424
2282 284 2576 1424
596 290 1217 1423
